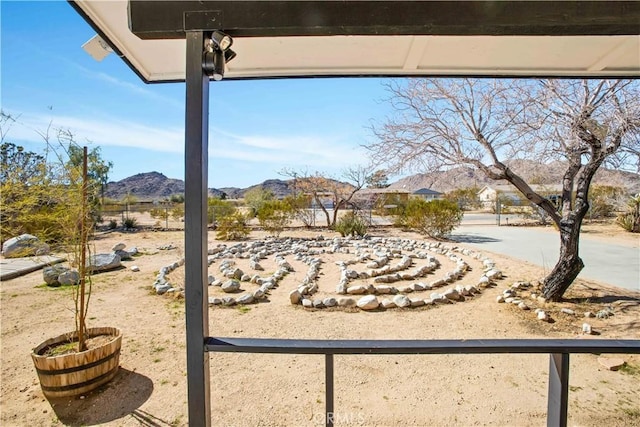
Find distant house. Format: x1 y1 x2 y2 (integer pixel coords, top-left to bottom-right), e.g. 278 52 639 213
412 188 443 201
478 184 563 208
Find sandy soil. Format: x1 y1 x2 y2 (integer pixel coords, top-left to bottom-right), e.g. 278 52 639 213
1 225 639 427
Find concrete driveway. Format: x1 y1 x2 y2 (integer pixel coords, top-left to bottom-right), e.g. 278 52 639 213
452 216 639 292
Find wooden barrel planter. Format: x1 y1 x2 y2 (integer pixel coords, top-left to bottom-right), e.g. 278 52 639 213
31 327 122 399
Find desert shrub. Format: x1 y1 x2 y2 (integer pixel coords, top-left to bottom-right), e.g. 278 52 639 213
283 194 314 227
243 187 274 218
149 207 169 220
335 211 368 237
169 194 184 203
108 219 118 229
122 217 138 229
588 185 625 219
215 212 250 240
171 204 185 221
444 187 481 210
208 197 236 225
616 195 640 233
399 198 463 239
257 199 292 237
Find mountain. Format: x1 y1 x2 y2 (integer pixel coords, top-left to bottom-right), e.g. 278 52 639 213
105 162 639 202
104 173 293 201
104 172 185 200
389 161 640 194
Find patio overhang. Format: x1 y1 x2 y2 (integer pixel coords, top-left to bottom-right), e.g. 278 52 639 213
70 0 640 83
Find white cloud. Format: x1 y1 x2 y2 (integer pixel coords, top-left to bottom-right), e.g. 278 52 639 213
5 111 184 153
4 111 366 172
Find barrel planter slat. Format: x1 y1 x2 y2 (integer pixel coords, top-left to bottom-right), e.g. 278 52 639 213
32 327 122 398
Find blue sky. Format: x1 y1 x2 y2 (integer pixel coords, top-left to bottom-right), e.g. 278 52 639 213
1 0 392 188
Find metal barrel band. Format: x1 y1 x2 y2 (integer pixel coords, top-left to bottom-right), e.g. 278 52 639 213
35 348 120 376
39 367 119 392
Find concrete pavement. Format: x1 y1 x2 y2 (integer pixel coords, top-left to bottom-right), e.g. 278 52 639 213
452 223 639 292
0 255 65 281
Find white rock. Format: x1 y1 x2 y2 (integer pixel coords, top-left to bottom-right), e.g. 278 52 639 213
496 295 505 303
582 323 593 335
357 295 379 310
111 242 126 251
537 311 548 321
380 299 396 309
518 302 530 310
560 308 575 315
130 265 140 272
392 294 411 308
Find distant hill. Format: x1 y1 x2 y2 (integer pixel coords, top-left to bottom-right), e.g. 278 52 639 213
104 173 293 201
389 161 640 194
104 162 638 202
104 172 185 200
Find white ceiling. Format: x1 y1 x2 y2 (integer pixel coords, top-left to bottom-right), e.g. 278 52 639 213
74 0 640 83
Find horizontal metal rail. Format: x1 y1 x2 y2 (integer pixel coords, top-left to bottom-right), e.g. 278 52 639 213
205 337 639 355
205 338 639 427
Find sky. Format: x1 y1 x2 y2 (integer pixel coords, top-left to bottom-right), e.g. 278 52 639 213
1 0 393 189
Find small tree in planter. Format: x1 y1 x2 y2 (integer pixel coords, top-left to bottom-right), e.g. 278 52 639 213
26 132 122 399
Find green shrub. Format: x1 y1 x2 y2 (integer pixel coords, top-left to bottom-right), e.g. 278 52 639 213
589 185 625 219
617 195 640 233
400 198 463 239
171 204 184 221
108 219 118 229
208 197 236 225
335 211 368 237
122 217 138 229
257 199 292 237
215 212 250 240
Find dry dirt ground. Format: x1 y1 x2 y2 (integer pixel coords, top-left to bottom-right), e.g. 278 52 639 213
1 225 639 427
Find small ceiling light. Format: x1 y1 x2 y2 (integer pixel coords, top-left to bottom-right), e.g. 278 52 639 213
82 34 112 62
211 30 233 51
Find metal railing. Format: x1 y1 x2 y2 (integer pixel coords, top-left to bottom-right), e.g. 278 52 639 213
206 337 640 427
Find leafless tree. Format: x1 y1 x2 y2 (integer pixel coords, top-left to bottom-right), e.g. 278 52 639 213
368 78 639 301
281 166 368 228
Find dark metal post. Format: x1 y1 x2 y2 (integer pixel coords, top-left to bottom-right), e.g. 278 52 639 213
184 30 211 427
547 353 570 427
325 354 334 427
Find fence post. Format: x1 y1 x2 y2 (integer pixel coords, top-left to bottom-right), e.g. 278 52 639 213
547 353 569 427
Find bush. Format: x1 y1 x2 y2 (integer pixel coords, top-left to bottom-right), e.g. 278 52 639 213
108 219 118 229
399 198 463 239
335 211 368 237
215 212 250 240
122 217 138 229
208 197 236 225
257 199 292 237
616 195 640 233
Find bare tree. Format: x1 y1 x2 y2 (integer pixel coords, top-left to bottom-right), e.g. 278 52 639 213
368 78 639 301
281 166 368 228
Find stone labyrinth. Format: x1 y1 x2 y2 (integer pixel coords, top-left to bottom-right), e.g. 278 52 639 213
153 235 504 311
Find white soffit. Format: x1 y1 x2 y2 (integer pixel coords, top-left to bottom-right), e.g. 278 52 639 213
73 1 640 83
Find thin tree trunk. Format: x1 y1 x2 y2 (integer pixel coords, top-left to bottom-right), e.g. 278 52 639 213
542 218 584 301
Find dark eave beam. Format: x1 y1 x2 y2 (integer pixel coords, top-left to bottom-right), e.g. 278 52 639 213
129 1 640 40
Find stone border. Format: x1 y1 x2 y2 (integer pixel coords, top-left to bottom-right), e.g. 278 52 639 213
152 235 504 311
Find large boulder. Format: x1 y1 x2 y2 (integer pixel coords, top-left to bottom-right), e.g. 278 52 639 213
2 234 50 258
43 265 70 286
88 253 122 272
